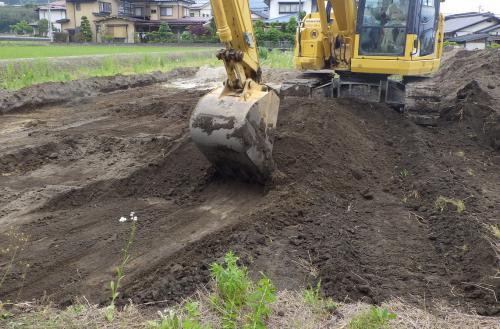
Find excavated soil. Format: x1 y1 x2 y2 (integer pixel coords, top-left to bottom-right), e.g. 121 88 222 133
1 51 499 316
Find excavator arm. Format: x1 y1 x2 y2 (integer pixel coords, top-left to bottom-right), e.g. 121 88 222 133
210 0 260 88
189 0 280 182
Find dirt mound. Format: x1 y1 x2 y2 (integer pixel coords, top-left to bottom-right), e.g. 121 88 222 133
0 67 197 115
433 49 500 150
1 67 499 316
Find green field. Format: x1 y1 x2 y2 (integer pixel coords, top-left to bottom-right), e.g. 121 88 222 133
0 43 217 60
0 48 293 90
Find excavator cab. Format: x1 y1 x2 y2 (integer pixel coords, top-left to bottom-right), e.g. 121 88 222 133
353 0 443 75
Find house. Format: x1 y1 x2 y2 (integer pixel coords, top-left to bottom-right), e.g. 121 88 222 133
251 10 268 21
189 0 211 18
444 12 500 39
36 0 67 32
444 12 500 50
60 0 207 43
447 33 490 50
268 0 316 20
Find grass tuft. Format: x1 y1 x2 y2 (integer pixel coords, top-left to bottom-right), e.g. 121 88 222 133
303 281 337 315
348 307 396 329
435 196 466 214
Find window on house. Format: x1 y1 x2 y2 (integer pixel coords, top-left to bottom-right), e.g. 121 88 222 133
184 7 189 17
134 7 144 16
190 12 194 17
99 2 112 13
160 6 173 16
151 9 157 14
76 3 81 11
279 2 300 14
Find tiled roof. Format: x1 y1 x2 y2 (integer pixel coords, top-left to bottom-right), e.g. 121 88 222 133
448 33 489 43
38 0 66 10
265 13 297 23
444 12 499 33
477 23 500 33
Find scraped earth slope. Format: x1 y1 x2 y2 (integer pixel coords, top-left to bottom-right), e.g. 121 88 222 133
0 56 499 315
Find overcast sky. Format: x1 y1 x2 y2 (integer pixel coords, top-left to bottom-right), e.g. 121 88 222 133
441 0 500 15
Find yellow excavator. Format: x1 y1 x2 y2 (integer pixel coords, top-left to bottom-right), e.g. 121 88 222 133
190 0 444 182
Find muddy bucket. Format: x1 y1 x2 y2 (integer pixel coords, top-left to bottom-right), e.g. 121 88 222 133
190 86 280 182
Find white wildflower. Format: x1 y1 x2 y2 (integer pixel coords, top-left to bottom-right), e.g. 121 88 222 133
133 216 138 222
119 216 127 223
130 211 135 217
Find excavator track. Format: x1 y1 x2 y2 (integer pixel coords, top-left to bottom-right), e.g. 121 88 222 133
405 79 443 126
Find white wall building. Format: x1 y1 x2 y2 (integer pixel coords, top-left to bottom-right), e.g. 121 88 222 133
189 1 211 18
269 0 315 20
37 0 67 32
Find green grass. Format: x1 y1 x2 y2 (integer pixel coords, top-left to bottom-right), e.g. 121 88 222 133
261 49 294 69
349 307 397 329
0 43 216 60
0 48 294 90
0 54 220 90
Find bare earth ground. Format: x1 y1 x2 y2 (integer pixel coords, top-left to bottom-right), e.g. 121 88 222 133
0 51 499 320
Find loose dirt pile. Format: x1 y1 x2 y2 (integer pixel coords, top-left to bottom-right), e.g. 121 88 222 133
434 49 500 150
0 51 499 318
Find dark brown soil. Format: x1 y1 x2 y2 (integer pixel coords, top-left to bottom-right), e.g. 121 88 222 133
0 53 499 316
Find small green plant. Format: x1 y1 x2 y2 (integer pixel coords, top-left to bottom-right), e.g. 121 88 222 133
258 47 269 60
146 252 275 329
152 302 210 329
102 34 114 43
399 168 410 178
489 225 500 239
435 196 466 214
210 251 276 329
349 307 397 329
105 212 138 322
303 281 337 314
443 40 458 47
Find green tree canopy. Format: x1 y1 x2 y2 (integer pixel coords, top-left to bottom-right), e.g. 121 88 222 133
80 16 93 42
10 20 33 34
37 18 48 36
158 22 175 42
0 6 36 33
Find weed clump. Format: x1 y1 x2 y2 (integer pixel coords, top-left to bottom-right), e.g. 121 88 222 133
348 307 396 329
435 196 466 214
149 251 276 329
303 281 337 315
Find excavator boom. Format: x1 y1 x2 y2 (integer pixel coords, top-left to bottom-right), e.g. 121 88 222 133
189 0 280 182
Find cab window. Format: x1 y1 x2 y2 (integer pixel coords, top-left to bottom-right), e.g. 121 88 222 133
359 0 411 56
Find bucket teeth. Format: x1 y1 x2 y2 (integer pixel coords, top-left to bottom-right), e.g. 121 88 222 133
190 87 280 182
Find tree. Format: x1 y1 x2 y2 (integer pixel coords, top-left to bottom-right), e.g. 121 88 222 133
80 16 92 42
209 17 216 36
0 6 37 33
10 20 33 35
286 16 297 34
158 22 175 42
265 27 281 43
187 24 210 37
37 18 48 36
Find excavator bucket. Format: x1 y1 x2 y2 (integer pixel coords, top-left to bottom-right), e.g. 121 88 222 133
190 86 280 182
